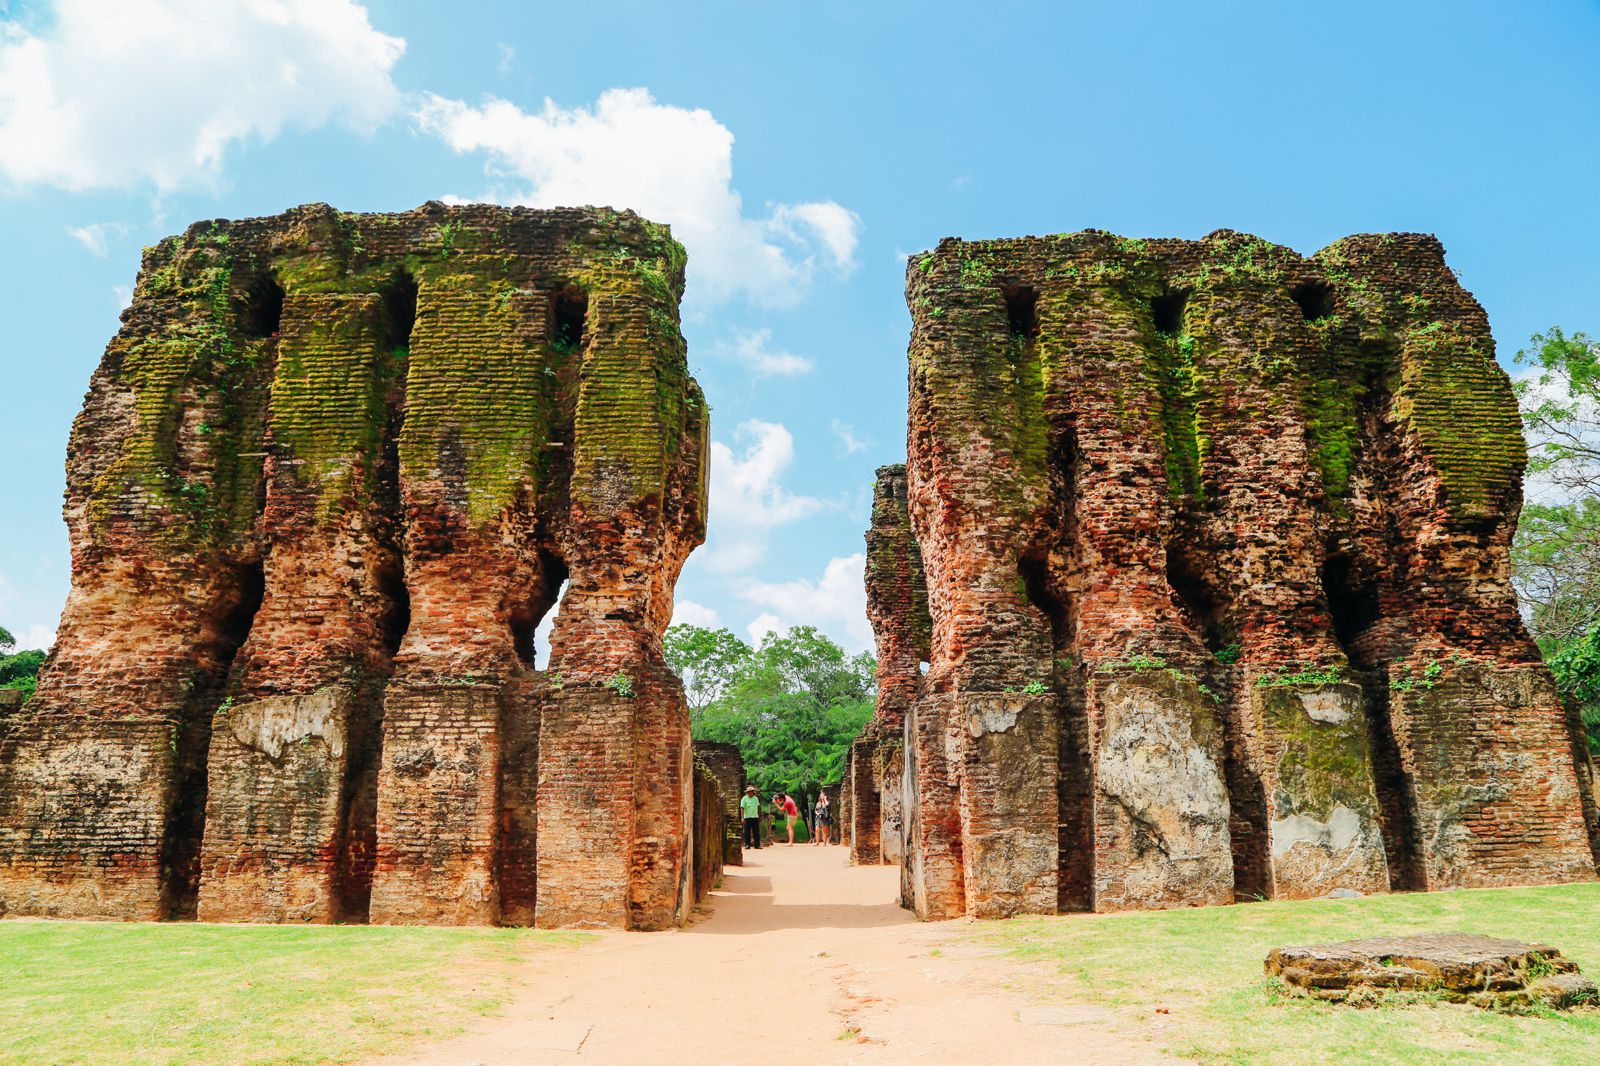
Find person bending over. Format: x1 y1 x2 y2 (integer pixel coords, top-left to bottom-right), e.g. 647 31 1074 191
774 791 799 846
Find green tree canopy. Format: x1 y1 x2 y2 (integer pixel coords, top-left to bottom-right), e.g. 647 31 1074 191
1514 327 1600 750
665 623 875 809
0 624 46 702
663 625 753 710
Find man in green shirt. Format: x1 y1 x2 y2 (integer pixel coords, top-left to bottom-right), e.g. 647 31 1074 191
740 786 762 850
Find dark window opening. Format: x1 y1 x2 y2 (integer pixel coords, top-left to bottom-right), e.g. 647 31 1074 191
1291 280 1335 321
1002 284 1039 340
1321 555 1381 662
237 276 284 338
375 561 410 657
162 560 265 919
551 287 588 354
1151 289 1189 336
510 551 570 668
1165 544 1228 650
381 270 418 349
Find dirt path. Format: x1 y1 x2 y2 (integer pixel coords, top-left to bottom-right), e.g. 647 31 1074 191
367 846 1181 1065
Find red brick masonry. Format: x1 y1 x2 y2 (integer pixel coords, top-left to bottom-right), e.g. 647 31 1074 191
0 203 714 929
858 230 1600 918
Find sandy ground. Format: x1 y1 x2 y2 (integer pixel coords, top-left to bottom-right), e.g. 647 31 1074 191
366 845 1185 1066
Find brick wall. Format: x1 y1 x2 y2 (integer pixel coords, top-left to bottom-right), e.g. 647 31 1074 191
880 229 1599 918
694 740 745 866
0 204 708 929
691 756 725 903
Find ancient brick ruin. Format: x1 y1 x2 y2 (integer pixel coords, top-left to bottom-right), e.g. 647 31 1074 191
847 465 925 870
0 202 719 929
855 229 1600 917
694 740 746 867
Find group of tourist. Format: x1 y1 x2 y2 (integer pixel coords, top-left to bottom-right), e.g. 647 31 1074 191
738 786 835 848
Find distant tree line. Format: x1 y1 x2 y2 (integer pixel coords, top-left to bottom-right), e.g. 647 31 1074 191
665 624 874 819
0 625 45 700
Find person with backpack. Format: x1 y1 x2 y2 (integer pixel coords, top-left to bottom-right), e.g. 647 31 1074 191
812 792 832 846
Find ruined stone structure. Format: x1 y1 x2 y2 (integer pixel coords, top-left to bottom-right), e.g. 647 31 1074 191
0 203 711 929
866 229 1600 919
847 466 926 868
694 740 746 866
690 759 727 902
1267 934 1597 1009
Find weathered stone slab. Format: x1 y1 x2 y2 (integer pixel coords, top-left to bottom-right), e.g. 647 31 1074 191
1266 933 1598 1008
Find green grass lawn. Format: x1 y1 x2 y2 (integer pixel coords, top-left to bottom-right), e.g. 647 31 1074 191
0 921 590 1065
975 882 1600 1065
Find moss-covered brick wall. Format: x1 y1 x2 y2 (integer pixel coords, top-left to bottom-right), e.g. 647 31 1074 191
885 228 1599 921
852 464 931 868
0 203 708 931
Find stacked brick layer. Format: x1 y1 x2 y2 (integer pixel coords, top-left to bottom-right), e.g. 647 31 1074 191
868 229 1600 918
848 466 927 869
0 203 709 928
694 740 746 866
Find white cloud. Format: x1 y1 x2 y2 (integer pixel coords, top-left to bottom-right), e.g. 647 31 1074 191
742 553 872 651
768 201 859 271
112 284 132 310
496 42 515 75
746 612 782 646
700 419 825 573
0 573 56 651
830 418 870 455
66 221 125 256
718 328 812 377
670 598 721 629
0 0 405 192
413 87 861 306
11 623 55 652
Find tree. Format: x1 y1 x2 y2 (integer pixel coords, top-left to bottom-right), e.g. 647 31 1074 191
666 623 875 815
1514 327 1600 750
663 625 752 710
0 625 46 702
1548 629 1600 755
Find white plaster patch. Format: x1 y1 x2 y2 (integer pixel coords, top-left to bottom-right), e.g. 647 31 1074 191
1271 804 1363 859
966 700 1020 737
229 687 347 761
27 738 151 785
1298 689 1353 725
1096 680 1232 881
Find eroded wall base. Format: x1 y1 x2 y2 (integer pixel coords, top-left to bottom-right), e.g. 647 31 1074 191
0 717 176 920
1395 663 1596 890
198 688 358 923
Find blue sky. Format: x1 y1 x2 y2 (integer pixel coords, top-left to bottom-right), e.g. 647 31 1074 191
2 0 1599 654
